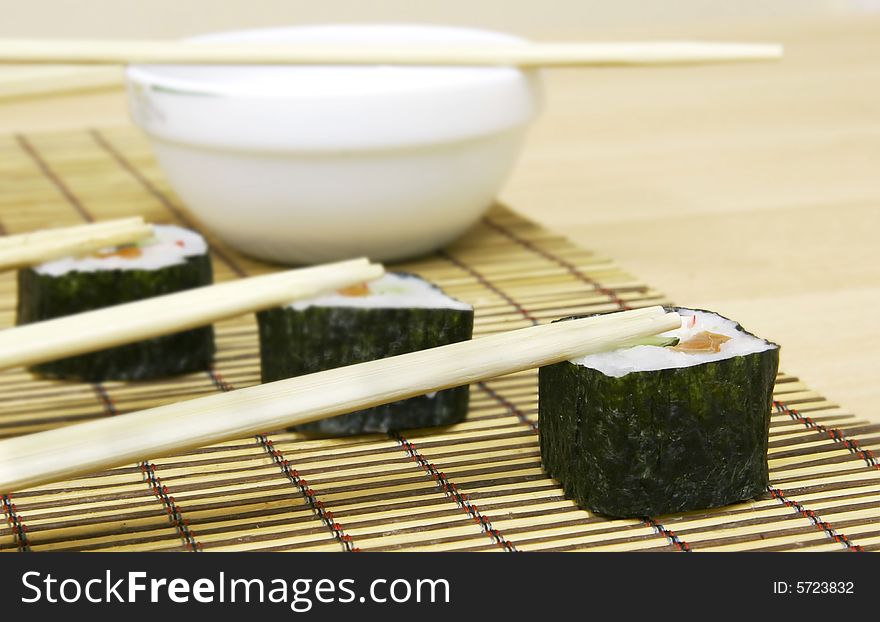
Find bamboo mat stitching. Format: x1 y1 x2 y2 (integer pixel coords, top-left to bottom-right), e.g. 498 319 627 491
767 487 862 551
208 368 360 552
99 391 202 550
437 249 539 325
392 432 518 551
642 517 690 552
430 249 539 550
15 134 90 221
256 434 360 552
1 494 29 551
774 401 879 469
140 462 202 552
482 217 633 311
475 383 538 433
765 399 871 549
94 384 202 550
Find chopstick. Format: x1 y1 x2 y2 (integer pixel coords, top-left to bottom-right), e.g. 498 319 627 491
0 65 122 101
0 258 383 371
0 217 145 248
0 217 154 271
0 39 783 67
0 306 681 493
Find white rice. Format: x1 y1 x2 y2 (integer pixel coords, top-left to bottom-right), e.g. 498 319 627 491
571 309 776 378
288 272 471 311
35 225 207 276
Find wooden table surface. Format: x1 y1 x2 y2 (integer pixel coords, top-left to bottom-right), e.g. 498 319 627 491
1 16 878 422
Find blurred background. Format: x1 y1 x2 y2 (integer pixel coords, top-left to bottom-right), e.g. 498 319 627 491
1 1 878 420
2 0 879 38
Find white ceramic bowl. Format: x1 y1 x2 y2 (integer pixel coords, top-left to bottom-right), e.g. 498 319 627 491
125 24 542 264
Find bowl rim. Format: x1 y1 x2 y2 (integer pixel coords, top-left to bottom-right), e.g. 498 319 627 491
125 23 535 100
124 24 544 152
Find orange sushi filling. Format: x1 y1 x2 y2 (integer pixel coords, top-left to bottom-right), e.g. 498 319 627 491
338 283 371 297
93 245 143 259
670 331 732 354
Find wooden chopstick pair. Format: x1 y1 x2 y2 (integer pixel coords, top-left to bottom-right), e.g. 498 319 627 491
0 38 782 102
0 39 783 67
0 219 383 369
0 257 384 371
0 305 681 494
0 217 155 272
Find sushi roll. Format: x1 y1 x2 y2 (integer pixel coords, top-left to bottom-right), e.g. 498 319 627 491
258 272 474 436
17 224 215 381
539 307 779 517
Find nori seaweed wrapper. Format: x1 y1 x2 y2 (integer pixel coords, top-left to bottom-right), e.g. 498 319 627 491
17 254 215 381
539 307 779 518
258 281 473 436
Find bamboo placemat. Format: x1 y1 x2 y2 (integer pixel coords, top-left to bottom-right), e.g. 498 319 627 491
1 127 879 553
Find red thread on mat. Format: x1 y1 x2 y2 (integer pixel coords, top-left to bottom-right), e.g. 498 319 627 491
768 486 862 551
92 384 118 416
208 367 236 393
254 434 360 552
437 249 540 325
16 134 94 222
482 216 634 311
1 495 30 552
476 382 538 432
139 462 202 551
95 383 202 551
437 248 542 432
207 368 359 552
641 517 690 552
392 433 518 551
774 401 878 469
